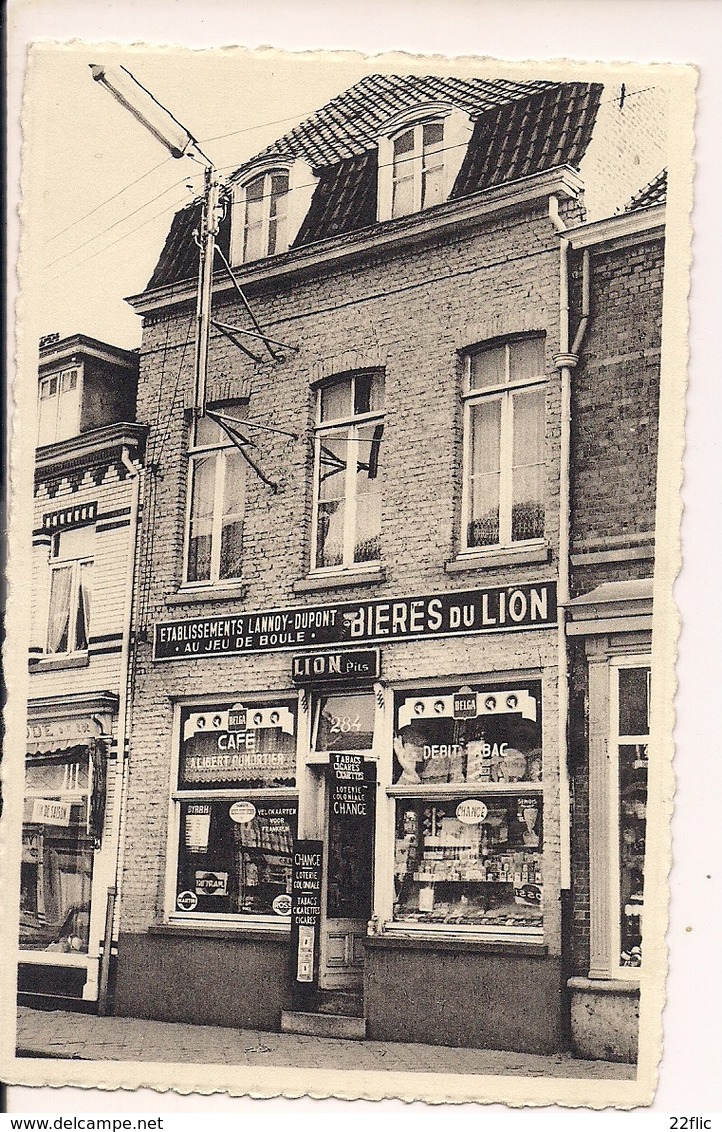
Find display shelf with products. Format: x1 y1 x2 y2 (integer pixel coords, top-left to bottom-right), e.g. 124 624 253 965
392 795 544 933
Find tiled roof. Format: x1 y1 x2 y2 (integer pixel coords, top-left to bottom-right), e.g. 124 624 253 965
232 74 554 176
452 83 602 196
625 168 667 212
294 150 378 246
147 76 602 290
147 199 231 290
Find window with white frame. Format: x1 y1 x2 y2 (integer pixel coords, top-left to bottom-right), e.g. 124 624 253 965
171 699 298 922
611 660 650 972
46 525 94 655
312 371 384 572
391 120 445 218
38 368 81 446
462 336 547 552
185 413 246 586
388 681 544 936
238 170 290 263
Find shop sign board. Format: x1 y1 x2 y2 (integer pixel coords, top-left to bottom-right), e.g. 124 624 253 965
453 688 478 719
31 798 71 827
153 582 557 661
330 753 375 820
291 648 380 684
290 839 323 987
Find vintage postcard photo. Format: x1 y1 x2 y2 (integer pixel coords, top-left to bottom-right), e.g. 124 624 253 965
1 40 694 1106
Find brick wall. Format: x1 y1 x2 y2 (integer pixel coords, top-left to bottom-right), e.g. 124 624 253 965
567 231 663 977
569 235 663 596
122 197 571 943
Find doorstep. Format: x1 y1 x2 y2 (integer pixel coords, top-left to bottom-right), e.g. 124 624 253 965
280 1010 367 1040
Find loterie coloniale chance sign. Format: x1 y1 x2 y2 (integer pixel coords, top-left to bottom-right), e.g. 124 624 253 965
153 582 557 661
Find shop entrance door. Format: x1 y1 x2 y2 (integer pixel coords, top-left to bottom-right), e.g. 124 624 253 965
320 759 376 991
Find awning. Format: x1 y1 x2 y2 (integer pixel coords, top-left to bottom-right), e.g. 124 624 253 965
26 691 118 756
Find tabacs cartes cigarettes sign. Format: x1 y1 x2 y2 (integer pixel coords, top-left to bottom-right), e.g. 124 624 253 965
153 581 557 661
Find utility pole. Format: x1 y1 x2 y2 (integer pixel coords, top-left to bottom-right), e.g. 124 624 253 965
193 165 222 419
91 63 217 420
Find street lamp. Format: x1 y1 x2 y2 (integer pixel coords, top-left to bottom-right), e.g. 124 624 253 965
90 62 221 415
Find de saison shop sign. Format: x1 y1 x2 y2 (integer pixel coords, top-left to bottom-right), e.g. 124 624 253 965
153 581 557 661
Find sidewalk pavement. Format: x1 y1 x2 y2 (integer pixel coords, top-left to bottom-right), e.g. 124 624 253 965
16 1007 635 1079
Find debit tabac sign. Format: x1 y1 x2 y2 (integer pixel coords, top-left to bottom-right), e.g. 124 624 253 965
153 581 557 661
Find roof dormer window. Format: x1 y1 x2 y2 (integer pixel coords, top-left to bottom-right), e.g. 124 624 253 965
230 158 317 268
243 170 290 262
377 104 473 224
392 120 445 217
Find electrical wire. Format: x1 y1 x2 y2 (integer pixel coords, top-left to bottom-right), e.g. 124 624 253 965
44 192 191 284
44 175 196 271
45 156 172 244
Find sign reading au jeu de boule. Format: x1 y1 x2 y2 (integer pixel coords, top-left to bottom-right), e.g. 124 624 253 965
153 582 557 661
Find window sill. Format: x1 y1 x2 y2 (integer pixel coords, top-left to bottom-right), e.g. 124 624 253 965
166 584 248 607
293 566 386 594
29 653 90 673
567 976 640 995
365 933 547 957
445 543 551 573
151 922 290 943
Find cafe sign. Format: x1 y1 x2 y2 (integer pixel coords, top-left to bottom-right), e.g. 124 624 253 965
154 582 557 661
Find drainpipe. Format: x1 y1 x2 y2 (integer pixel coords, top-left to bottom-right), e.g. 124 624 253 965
548 197 591 893
98 442 143 1014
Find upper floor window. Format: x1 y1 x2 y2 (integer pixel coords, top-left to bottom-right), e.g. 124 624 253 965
462 336 547 552
185 413 245 586
38 368 81 446
312 371 384 572
392 121 445 218
377 105 473 224
242 170 289 262
230 158 317 269
46 525 94 655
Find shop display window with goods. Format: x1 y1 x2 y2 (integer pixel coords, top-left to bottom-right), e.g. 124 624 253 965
20 752 93 955
171 698 298 923
389 682 543 936
614 664 650 971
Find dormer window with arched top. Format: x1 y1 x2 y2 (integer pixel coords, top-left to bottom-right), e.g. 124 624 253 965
391 120 445 217
230 158 317 267
377 104 473 224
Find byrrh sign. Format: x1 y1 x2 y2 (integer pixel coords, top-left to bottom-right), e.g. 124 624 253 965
153 582 556 661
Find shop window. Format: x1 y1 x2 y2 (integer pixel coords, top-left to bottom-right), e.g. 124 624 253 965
37 368 81 446
46 525 94 655
185 413 245 586
389 682 543 936
172 699 298 921
613 663 650 971
461 336 547 553
311 371 384 572
20 753 93 954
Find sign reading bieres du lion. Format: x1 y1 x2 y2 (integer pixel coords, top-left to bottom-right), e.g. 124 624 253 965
154 582 557 661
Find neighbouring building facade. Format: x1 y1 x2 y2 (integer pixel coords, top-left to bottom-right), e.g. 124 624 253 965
20 333 146 1011
564 172 666 1061
109 76 667 1055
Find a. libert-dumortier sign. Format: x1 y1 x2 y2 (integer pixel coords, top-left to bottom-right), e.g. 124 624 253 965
153 582 557 661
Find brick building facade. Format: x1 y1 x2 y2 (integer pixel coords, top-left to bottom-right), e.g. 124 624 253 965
20 335 146 1010
106 77 667 1055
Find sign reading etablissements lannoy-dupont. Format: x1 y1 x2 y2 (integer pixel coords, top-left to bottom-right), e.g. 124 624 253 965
153 582 557 661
